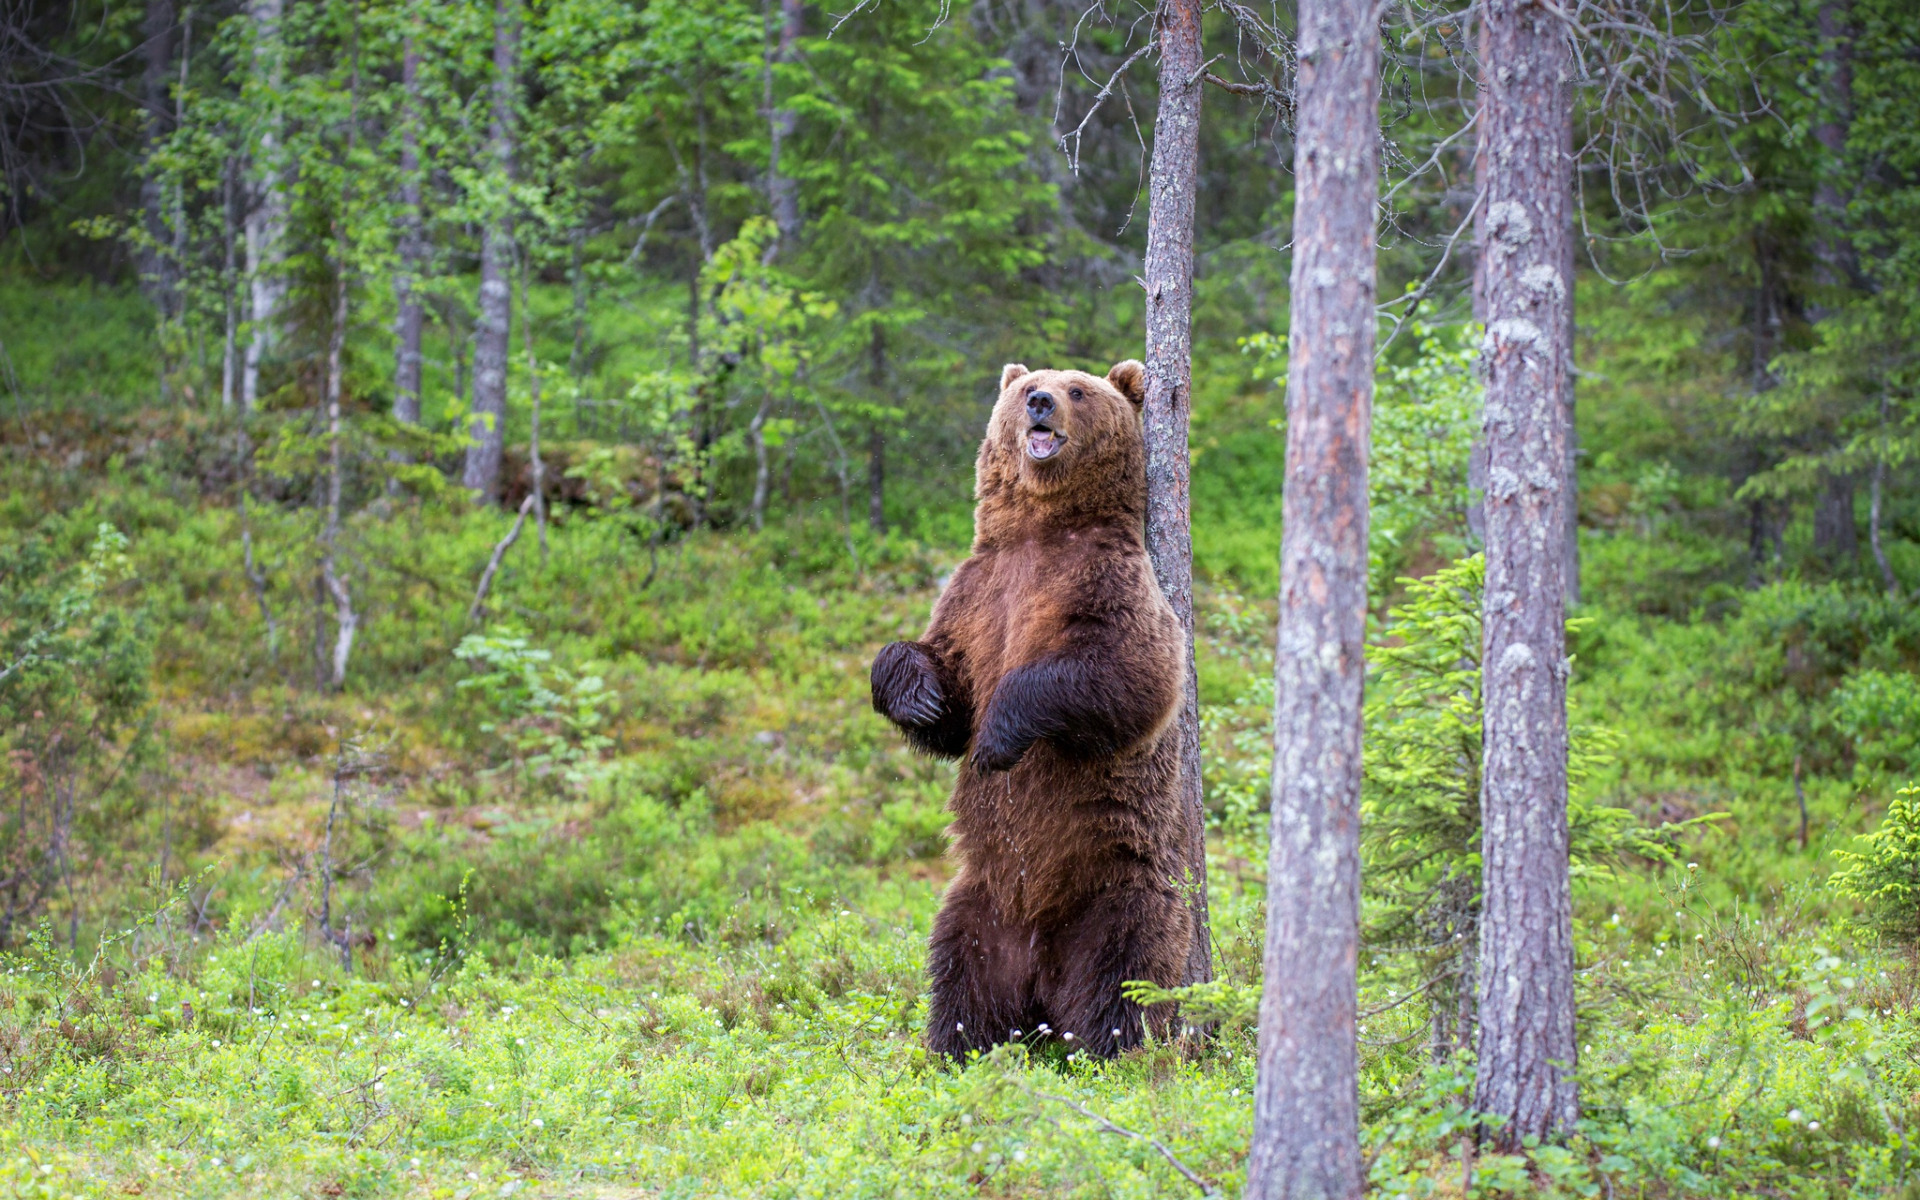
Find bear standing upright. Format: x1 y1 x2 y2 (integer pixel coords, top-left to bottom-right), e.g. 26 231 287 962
871 359 1193 1060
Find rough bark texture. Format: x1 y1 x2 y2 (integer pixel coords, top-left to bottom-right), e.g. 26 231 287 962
1245 0 1377 1193
1138 0 1211 990
463 0 518 502
139 0 178 320
1560 93 1579 606
1809 0 1861 306
242 0 287 412
765 0 803 251
1813 471 1858 564
392 32 425 429
1472 0 1578 1150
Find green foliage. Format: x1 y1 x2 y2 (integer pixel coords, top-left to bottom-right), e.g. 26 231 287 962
1832 785 1920 946
452 625 616 793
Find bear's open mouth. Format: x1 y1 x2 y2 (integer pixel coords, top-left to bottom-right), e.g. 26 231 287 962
1026 425 1063 460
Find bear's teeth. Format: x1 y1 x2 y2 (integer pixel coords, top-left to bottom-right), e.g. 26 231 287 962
1026 429 1060 459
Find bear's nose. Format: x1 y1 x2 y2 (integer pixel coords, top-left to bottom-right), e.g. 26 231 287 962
1026 391 1055 423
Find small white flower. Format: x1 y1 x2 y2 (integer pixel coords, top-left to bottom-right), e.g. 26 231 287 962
147 994 158 1003
530 1118 544 1129
960 1114 972 1126
211 1040 221 1048
211 1158 222 1166
1013 1149 1026 1162
1788 1109 1803 1123
955 1022 964 1032
971 1142 984 1154
1687 862 1698 871
1808 1121 1820 1131
311 980 320 988
1112 1028 1121 1037
515 1038 526 1046
1011 1029 1022 1038
1062 1032 1074 1041
1707 1136 1721 1149
410 1158 421 1168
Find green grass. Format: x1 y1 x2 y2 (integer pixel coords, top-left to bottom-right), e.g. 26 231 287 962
3 312 1920 1194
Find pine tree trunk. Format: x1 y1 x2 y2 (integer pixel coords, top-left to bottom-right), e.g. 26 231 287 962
1813 471 1858 564
463 0 519 503
1472 0 1578 1150
392 31 425 430
1139 0 1211 990
139 0 178 325
1561 94 1580 606
1245 0 1377 1192
1809 0 1861 308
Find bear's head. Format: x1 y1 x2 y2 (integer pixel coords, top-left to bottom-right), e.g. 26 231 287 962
974 360 1149 538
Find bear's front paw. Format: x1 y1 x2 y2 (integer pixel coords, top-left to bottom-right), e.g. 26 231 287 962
872 642 945 728
969 718 1033 773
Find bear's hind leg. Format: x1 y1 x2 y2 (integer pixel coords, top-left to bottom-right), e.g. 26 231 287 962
926 876 1040 1060
1039 879 1190 1059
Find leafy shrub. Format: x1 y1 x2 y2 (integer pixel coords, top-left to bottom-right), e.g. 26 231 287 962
1832 784 1920 946
453 625 616 793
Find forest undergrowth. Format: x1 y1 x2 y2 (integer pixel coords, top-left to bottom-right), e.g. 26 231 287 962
2 420 1918 1200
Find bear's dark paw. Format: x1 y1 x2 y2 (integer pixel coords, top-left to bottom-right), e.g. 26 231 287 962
872 641 945 728
969 719 1033 774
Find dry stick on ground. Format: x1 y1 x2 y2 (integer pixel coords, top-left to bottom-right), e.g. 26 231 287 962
1022 1084 1218 1197
1246 0 1377 1189
1473 0 1580 1151
469 493 538 622
1139 0 1212 989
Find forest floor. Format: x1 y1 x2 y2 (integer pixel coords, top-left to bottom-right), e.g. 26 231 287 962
0 417 1913 1199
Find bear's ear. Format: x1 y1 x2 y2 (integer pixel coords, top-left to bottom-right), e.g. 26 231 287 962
1000 363 1030 393
1106 360 1147 407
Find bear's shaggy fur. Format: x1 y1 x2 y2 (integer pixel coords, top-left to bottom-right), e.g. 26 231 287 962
871 359 1191 1060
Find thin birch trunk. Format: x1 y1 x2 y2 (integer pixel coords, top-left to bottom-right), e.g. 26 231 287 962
520 253 548 560
242 0 287 413
463 0 519 502
867 322 886 535
1245 0 1376 1190
764 0 803 252
221 157 238 411
1139 0 1211 990
319 49 360 692
750 389 773 531
1473 0 1578 1149
1872 392 1899 597
392 29 425 431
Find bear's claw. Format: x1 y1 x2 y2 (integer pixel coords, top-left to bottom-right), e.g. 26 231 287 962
872 642 944 727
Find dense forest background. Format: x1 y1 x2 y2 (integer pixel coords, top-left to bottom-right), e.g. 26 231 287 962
2 0 1920 1195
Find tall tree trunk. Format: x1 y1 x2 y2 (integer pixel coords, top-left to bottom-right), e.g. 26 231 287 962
139 0 178 326
1245 0 1377 1192
1809 0 1861 308
1872 391 1899 597
242 0 288 413
1139 0 1211 991
1561 93 1580 606
763 0 803 254
321 254 357 689
868 322 886 535
1472 0 1578 1150
749 389 774 531
569 227 588 383
221 158 239 411
392 30 425 431
1813 471 1858 565
463 0 519 502
520 253 548 559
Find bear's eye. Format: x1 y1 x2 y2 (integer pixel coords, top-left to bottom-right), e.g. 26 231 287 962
1069 387 1084 401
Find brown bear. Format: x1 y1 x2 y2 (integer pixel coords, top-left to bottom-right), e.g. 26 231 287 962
870 359 1192 1060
